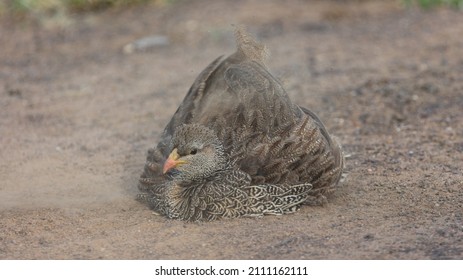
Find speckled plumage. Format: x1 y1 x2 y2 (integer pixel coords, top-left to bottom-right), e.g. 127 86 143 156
137 27 344 221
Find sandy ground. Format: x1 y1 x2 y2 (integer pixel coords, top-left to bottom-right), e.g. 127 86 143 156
0 0 462 259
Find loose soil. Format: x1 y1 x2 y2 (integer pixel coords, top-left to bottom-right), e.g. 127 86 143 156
1 0 462 259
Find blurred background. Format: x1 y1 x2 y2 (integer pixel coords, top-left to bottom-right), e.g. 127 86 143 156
1 0 462 20
1 0 462 31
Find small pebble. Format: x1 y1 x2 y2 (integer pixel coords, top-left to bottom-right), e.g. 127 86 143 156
123 35 170 53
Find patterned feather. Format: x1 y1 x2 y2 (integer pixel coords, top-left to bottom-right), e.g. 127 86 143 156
137 27 344 221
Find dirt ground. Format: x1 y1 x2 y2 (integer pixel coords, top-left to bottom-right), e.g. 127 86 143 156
1 0 462 259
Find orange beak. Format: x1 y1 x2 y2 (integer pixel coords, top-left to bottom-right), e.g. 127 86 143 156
163 148 187 174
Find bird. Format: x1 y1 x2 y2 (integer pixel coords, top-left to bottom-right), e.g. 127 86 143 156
137 27 344 221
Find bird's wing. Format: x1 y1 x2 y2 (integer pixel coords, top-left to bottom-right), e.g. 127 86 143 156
157 27 300 155
232 105 344 196
157 57 299 151
298 106 344 177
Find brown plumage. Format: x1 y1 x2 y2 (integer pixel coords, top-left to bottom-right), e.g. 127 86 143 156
137 27 344 221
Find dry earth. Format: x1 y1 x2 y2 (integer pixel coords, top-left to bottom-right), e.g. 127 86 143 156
0 0 462 259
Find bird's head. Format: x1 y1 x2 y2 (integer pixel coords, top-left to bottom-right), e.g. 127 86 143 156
163 124 227 183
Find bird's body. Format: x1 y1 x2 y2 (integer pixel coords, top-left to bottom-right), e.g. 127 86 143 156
138 28 344 221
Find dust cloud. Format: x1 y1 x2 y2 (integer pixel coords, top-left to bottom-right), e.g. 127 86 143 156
0 138 143 210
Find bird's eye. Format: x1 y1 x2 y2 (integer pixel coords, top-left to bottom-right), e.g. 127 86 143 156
190 149 197 155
